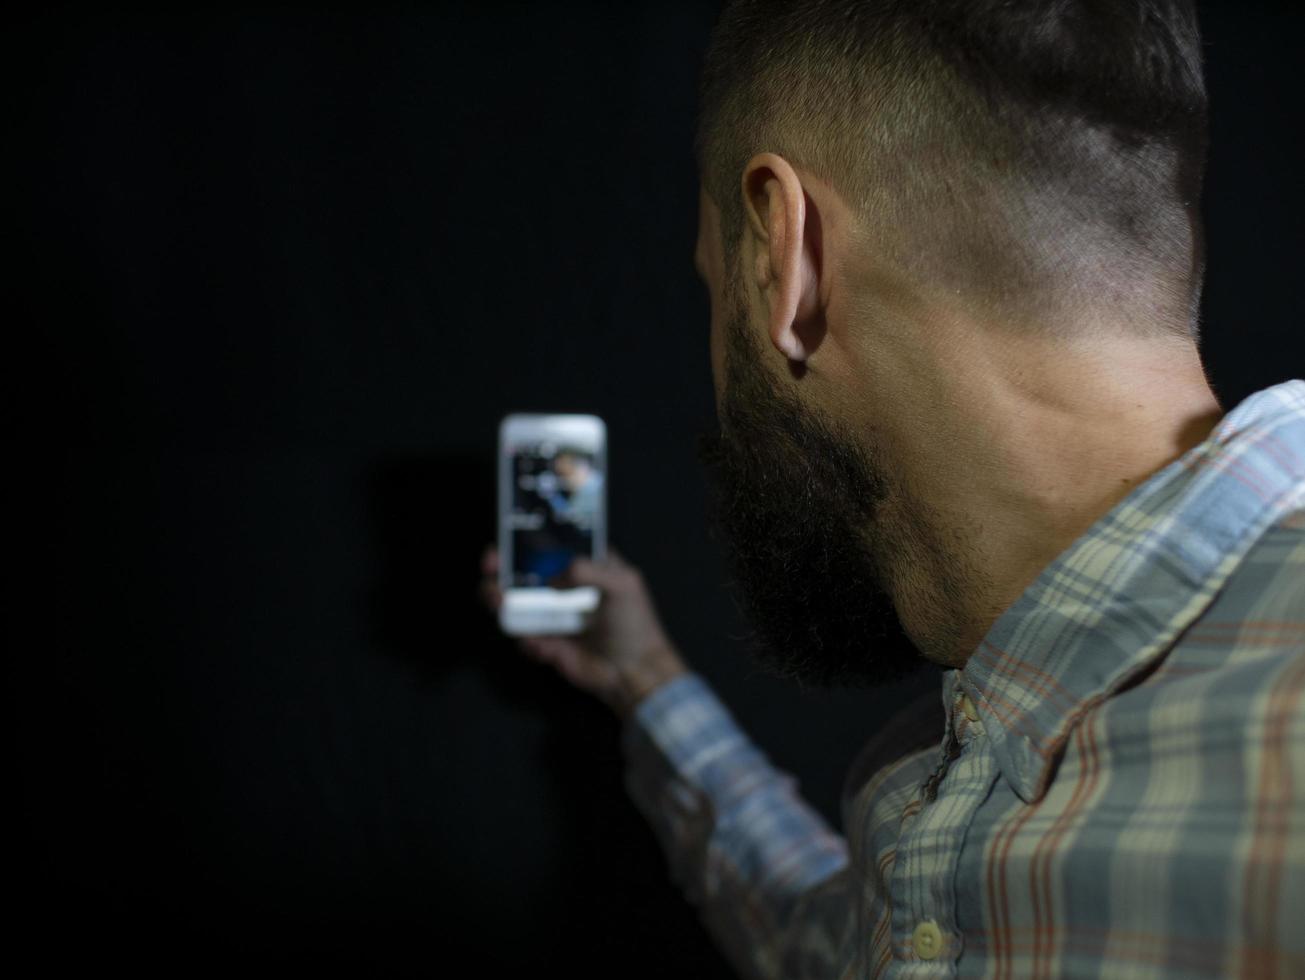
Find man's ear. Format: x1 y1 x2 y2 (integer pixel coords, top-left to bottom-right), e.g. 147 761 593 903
741 152 823 363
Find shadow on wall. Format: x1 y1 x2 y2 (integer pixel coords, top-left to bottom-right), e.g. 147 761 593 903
365 448 570 705
361 449 734 975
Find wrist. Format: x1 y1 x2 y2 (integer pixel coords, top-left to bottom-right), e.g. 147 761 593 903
615 647 688 719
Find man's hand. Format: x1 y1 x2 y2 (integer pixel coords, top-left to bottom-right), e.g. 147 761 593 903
478 545 688 718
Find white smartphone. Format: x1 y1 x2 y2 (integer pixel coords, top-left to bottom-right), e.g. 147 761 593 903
498 413 607 636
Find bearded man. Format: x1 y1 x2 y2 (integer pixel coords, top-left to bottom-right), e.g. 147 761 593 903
481 1 1304 976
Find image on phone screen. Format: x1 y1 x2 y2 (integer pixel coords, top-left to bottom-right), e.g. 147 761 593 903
507 443 604 588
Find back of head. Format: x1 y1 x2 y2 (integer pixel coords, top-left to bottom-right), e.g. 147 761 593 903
695 0 1209 339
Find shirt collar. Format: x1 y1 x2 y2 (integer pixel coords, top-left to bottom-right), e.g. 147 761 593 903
948 379 1305 803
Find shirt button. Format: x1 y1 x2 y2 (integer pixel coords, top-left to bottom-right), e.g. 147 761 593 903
960 694 979 722
912 919 943 960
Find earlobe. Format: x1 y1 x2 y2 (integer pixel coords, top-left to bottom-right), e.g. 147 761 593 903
773 326 807 362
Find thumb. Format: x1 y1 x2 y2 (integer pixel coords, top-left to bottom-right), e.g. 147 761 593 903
551 554 609 589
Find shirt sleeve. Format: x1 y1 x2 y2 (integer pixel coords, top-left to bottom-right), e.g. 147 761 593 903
620 672 856 980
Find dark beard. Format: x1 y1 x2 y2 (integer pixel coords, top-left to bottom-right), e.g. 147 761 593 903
694 276 934 690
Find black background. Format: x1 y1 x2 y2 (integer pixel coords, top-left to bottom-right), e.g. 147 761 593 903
16 1 1304 972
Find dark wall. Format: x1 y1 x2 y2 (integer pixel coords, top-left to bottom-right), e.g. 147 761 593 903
17 2 1304 972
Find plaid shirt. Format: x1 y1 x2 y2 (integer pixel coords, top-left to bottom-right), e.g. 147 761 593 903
622 379 1305 979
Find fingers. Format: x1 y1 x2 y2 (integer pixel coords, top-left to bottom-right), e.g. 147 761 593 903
520 635 568 667
485 540 639 606
520 636 613 693
558 549 639 592
520 635 575 665
480 544 502 610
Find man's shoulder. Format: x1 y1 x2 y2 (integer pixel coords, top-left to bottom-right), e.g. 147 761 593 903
1132 504 1304 745
1196 503 1305 631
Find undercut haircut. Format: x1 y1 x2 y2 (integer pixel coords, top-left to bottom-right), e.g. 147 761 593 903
695 0 1209 339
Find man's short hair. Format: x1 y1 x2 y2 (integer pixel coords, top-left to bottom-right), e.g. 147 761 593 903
695 0 1209 339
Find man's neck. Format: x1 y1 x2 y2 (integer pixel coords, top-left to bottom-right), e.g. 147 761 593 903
882 329 1224 668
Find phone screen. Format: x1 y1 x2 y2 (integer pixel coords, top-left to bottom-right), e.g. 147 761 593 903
507 442 604 588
